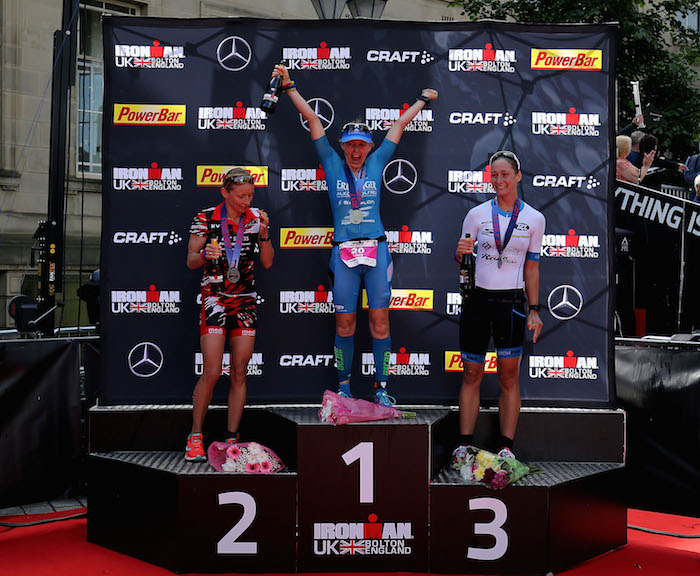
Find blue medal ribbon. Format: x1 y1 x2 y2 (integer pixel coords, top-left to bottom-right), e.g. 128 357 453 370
491 198 522 265
220 204 246 271
342 163 366 211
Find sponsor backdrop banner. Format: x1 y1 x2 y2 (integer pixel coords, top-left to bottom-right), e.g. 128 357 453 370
101 18 616 406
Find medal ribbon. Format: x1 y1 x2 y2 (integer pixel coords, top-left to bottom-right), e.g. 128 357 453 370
492 198 522 258
342 163 366 211
220 204 246 271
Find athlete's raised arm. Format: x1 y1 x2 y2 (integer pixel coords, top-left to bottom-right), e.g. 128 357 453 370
385 88 438 145
272 64 325 140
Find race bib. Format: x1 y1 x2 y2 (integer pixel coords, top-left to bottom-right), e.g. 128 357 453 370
339 239 378 268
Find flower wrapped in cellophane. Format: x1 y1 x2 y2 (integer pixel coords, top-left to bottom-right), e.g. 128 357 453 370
451 445 540 490
208 441 285 473
318 389 416 425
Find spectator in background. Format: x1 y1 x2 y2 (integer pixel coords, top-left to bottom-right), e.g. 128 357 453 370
635 134 688 176
693 174 700 203
617 113 644 137
617 135 654 184
627 130 645 165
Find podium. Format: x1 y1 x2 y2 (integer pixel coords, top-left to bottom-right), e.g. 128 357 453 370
87 404 626 573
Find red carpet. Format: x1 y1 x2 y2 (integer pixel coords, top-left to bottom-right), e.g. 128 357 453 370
0 509 698 576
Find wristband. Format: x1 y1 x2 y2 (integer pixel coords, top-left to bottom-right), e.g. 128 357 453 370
529 304 541 312
454 251 461 264
200 248 209 261
282 82 297 93
417 94 431 106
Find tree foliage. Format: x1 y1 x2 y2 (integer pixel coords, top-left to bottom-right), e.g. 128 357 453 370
450 0 700 159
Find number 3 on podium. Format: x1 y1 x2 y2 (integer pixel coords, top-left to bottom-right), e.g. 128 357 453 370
467 497 508 561
342 442 374 504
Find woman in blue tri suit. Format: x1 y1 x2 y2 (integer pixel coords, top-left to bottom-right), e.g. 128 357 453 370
453 151 545 460
273 64 437 406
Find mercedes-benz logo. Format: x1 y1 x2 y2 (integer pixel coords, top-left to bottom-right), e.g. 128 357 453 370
300 98 334 132
216 36 252 71
128 341 164 377
382 159 418 194
548 285 583 320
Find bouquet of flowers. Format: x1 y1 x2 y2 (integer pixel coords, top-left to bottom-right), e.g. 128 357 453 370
207 441 285 474
451 445 540 490
318 389 416 425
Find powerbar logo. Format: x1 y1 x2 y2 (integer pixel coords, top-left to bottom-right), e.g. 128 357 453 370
446 292 461 316
362 348 431 376
115 40 185 69
198 104 267 130
113 104 185 125
283 42 351 70
362 289 433 311
386 226 433 254
444 351 498 374
112 163 182 191
110 285 181 314
541 229 600 258
281 167 327 192
448 168 494 194
364 105 433 132
280 286 334 314
314 514 413 556
279 354 336 367
529 350 599 379
195 352 263 377
449 111 517 127
280 228 334 249
366 49 435 64
449 44 516 73
112 231 183 245
196 166 267 187
533 174 601 190
531 49 602 71
531 108 600 136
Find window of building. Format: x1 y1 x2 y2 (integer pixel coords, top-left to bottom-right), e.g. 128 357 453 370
678 10 700 32
78 1 139 175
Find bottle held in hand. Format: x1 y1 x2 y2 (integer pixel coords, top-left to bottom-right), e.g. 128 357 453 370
208 238 224 294
459 233 475 298
261 61 286 114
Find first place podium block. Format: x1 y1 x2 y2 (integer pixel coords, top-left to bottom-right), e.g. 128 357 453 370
271 407 450 572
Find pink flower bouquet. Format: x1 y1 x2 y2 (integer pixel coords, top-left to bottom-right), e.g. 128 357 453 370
318 389 416 425
451 445 539 490
208 441 285 473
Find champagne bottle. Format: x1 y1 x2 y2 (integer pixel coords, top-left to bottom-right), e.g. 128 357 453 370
261 61 286 115
208 238 224 294
459 233 475 298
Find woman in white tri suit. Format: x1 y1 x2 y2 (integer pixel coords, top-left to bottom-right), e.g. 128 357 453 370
453 150 545 460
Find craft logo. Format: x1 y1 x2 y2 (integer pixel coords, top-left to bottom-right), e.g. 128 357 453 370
448 167 494 194
533 174 601 190
446 292 462 316
196 166 268 187
114 40 185 69
362 289 433 311
280 227 334 249
364 105 434 132
281 166 327 192
362 348 431 377
112 163 182 191
531 49 602 71
279 354 336 368
444 351 498 374
366 49 435 64
531 108 600 137
195 352 263 377
448 43 516 73
113 104 185 126
282 42 351 70
449 111 517 127
386 226 433 254
112 231 183 245
314 514 413 556
110 285 181 314
541 229 600 258
529 350 599 380
280 285 334 314
198 103 267 130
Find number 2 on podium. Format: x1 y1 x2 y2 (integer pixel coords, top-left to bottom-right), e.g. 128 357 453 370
342 442 374 503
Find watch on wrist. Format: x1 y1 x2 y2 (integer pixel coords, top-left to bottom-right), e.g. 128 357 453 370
417 94 431 106
529 304 541 312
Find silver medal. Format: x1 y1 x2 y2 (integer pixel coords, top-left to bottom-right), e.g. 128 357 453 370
349 209 364 225
226 267 241 283
497 256 503 269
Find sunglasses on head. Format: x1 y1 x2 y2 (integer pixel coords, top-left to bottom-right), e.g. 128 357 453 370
224 173 254 187
342 122 371 133
489 150 521 171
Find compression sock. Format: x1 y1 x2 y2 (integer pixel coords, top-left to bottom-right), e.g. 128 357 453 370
498 435 514 450
339 382 351 396
334 334 354 384
373 336 391 383
459 434 473 447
